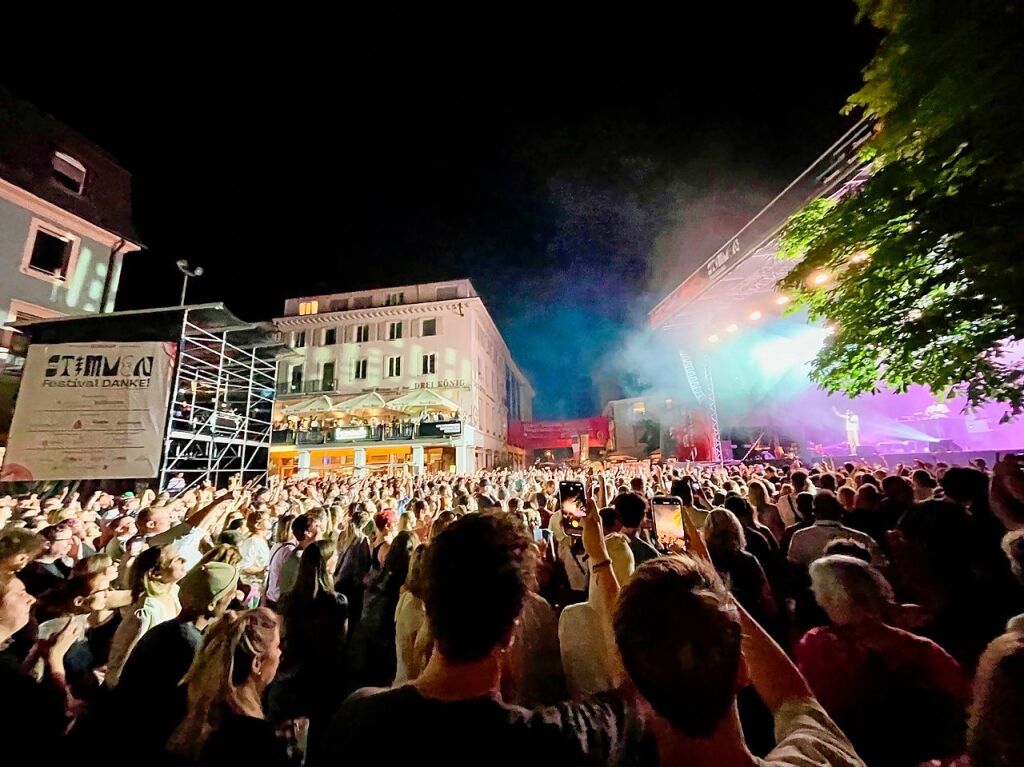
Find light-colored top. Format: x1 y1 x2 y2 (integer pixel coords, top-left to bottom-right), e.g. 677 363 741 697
548 510 567 544
778 494 800 527
393 590 427 685
559 544 590 592
237 534 271 587
105 587 181 688
505 591 564 707
787 520 883 567
559 600 613 699
683 505 708 530
265 541 298 603
757 696 865 766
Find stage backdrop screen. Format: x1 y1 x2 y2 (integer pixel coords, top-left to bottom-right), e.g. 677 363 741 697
1 341 177 481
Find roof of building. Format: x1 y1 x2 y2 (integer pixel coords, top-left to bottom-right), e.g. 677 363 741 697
14 303 295 362
0 87 140 243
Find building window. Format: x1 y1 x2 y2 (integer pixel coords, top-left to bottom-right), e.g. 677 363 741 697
298 300 319 315
385 292 404 306
52 152 87 194
421 318 437 336
422 353 436 375
290 366 303 393
354 359 368 380
322 361 335 390
436 285 459 300
330 298 348 311
293 331 306 348
324 327 337 345
352 296 371 309
21 221 79 283
388 321 403 340
387 355 402 377
355 324 370 343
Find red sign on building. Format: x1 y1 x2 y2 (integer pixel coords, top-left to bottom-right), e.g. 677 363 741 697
507 417 609 450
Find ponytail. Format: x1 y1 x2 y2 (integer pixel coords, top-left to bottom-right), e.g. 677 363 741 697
166 608 279 760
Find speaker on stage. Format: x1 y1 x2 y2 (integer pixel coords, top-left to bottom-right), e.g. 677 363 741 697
855 445 880 458
930 439 963 453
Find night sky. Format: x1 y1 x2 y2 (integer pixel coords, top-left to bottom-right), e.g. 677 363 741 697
2 3 875 417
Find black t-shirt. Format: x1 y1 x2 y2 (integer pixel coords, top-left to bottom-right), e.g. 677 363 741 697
199 714 294 767
0 645 68 761
324 684 642 767
116 620 203 749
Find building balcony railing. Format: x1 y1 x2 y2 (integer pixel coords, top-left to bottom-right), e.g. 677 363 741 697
276 379 339 395
271 420 463 446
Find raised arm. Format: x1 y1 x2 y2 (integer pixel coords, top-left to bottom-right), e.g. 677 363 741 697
679 499 811 711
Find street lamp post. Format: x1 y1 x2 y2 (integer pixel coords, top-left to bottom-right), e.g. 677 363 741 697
176 259 204 306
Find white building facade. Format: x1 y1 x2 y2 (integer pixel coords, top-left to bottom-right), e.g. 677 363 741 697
271 279 534 475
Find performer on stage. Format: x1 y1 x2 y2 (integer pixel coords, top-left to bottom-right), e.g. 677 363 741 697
832 406 860 452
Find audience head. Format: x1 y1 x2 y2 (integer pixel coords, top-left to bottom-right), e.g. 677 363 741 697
169 608 281 759
791 470 809 493
179 560 240 618
669 480 694 506
291 539 338 603
128 545 187 601
703 508 746 553
614 493 648 531
812 490 844 522
970 630 1024 767
940 466 989 505
0 528 45 573
423 513 533 663
747 480 769 509
722 495 753 524
810 555 892 625
0 572 35 640
614 556 742 738
39 522 74 560
854 483 881 511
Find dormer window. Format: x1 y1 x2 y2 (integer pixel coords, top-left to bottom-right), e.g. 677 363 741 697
52 152 87 194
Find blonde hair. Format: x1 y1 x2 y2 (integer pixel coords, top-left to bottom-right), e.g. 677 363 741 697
747 480 769 509
703 508 746 552
397 511 417 534
167 608 279 760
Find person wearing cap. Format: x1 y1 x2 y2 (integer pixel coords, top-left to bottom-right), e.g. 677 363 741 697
113 559 240 754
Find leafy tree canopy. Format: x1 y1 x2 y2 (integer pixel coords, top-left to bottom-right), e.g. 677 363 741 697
777 0 1024 413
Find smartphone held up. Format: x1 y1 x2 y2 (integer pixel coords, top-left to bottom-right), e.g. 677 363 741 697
558 480 587 538
651 495 687 552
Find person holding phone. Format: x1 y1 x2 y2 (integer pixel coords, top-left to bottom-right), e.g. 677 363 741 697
612 505 865 767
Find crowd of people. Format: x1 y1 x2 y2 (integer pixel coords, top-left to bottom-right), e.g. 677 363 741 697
273 410 460 437
2 454 1024 766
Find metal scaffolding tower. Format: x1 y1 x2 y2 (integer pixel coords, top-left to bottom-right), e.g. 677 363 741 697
158 305 296 491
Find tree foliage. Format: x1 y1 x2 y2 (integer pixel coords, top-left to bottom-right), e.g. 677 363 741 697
777 0 1024 413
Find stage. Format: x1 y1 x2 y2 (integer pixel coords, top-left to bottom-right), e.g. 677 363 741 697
643 122 1024 463
727 449 1021 470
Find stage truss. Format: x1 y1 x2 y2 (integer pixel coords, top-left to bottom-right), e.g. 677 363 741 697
158 308 286 491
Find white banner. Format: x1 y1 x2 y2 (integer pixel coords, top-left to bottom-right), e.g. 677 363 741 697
1 341 177 481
